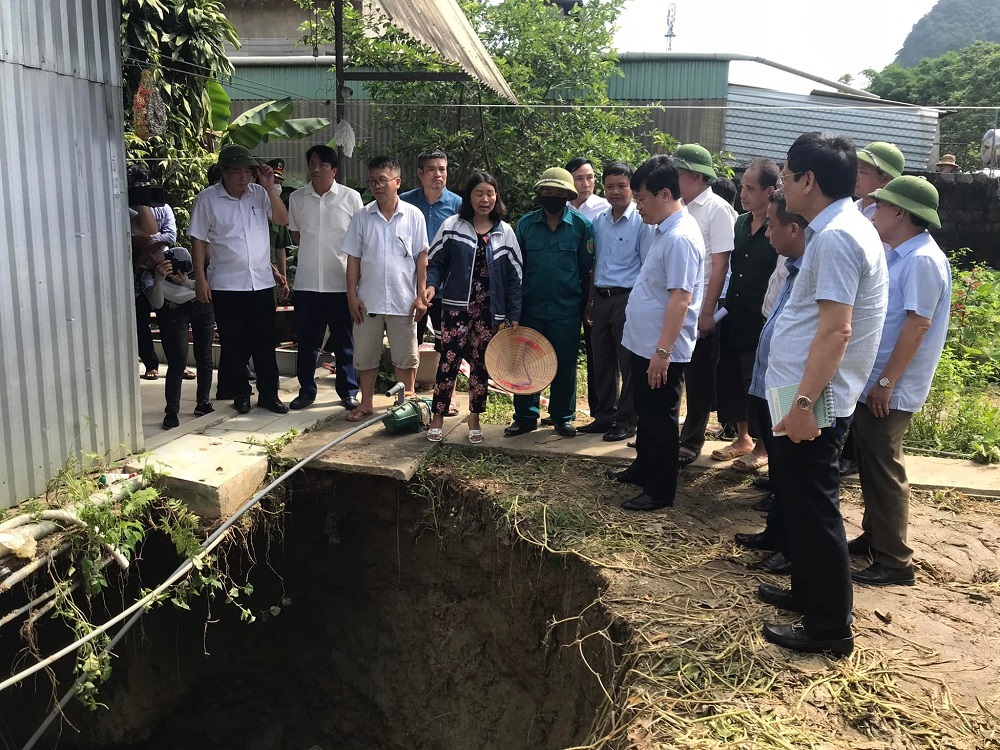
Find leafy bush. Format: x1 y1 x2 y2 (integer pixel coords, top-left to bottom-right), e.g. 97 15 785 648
905 255 1000 462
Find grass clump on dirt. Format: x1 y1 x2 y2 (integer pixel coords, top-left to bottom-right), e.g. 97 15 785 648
418 448 1000 750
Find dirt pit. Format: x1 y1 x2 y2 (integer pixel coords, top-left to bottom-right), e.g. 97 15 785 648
8 446 1000 749
47 471 617 750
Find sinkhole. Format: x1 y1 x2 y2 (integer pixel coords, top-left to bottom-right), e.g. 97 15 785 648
11 469 619 750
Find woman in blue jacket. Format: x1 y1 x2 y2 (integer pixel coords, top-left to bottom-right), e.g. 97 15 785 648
424 172 523 443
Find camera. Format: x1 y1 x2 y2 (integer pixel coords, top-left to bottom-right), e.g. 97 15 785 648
162 248 193 276
127 184 166 208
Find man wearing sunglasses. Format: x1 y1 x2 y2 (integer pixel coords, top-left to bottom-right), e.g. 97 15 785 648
342 156 429 422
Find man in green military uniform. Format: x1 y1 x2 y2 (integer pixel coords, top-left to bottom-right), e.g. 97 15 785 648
505 167 595 438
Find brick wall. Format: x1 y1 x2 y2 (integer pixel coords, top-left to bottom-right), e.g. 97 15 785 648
921 172 1000 268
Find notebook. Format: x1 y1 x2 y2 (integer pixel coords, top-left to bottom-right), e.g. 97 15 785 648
767 383 836 436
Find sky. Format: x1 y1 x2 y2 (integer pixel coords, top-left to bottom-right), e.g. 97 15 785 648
615 0 938 93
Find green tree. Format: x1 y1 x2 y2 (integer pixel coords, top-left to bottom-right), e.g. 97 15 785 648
122 0 239 229
299 0 650 217
865 42 1000 166
895 0 1000 67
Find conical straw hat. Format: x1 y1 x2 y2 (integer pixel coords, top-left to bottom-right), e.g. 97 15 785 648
485 326 558 395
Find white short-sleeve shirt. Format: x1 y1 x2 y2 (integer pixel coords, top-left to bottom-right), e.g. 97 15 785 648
341 199 429 316
685 187 737 288
765 198 889 417
187 182 275 291
288 182 364 293
568 193 611 223
622 208 705 363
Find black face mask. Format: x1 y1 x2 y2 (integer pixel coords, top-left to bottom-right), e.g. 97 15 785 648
539 196 567 215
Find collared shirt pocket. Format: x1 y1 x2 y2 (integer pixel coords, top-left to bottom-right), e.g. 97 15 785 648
396 235 415 260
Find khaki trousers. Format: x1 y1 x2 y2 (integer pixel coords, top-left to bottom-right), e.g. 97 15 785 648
853 404 915 568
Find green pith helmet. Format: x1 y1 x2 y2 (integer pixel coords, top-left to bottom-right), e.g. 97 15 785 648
533 167 578 199
673 143 717 180
218 144 262 169
870 176 941 229
857 141 905 179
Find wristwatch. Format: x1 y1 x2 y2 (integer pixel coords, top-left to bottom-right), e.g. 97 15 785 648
794 394 814 411
655 348 671 359
878 376 894 388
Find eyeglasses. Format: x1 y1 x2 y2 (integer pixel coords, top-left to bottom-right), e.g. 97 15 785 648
778 170 804 184
633 189 661 205
367 177 399 189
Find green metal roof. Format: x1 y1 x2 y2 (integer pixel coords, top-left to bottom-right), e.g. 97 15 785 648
225 59 729 102
609 59 728 101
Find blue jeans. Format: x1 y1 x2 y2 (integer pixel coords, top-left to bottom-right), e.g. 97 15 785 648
158 301 215 415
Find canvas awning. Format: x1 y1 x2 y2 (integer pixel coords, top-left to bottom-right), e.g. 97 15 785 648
372 0 517 104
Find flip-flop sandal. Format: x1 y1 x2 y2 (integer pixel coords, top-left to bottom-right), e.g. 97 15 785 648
678 448 698 467
732 454 768 472
427 428 445 443
141 370 159 381
468 429 484 444
711 445 752 461
345 409 374 423
446 404 461 417
182 369 196 380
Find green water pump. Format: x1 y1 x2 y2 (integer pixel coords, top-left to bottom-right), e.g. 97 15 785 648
381 382 433 435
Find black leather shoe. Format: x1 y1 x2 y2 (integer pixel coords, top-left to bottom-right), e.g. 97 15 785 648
603 425 635 442
756 582 803 613
734 531 779 551
762 623 854 657
162 413 179 430
257 398 289 414
839 458 859 477
621 492 672 511
540 417 555 427
754 475 772 491
579 421 613 434
847 536 873 557
340 397 361 410
605 468 643 486
504 422 537 437
554 422 577 437
750 551 792 575
752 494 776 513
852 561 915 587
234 394 251 414
290 395 315 410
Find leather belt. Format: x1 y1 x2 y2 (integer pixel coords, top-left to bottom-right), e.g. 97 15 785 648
595 286 631 298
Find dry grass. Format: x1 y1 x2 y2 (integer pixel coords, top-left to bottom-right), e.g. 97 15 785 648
420 448 1000 750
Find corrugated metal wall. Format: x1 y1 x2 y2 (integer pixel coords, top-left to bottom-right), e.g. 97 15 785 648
0 2 140 508
610 60 729 101
725 85 940 170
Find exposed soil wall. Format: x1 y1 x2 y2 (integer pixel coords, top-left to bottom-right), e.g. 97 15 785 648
25 470 617 749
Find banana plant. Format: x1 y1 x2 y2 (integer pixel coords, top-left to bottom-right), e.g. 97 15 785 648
206 79 330 149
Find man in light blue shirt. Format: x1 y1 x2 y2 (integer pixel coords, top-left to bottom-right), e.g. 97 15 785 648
609 155 704 512
582 161 645 442
758 133 888 659
401 148 462 354
850 177 951 587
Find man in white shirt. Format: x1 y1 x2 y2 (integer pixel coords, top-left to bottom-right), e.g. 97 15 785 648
342 156 429 422
673 144 737 465
609 155 704 511
189 144 289 415
758 133 888 657
851 177 950 587
287 145 364 411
